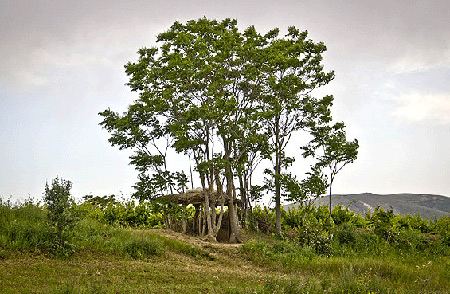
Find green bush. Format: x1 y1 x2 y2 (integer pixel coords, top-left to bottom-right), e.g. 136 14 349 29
44 177 78 256
248 206 275 233
334 224 357 246
296 215 333 256
76 199 165 229
367 207 396 240
397 213 431 233
283 206 305 228
331 205 354 225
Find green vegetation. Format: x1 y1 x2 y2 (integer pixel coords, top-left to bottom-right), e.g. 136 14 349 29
99 17 358 239
2 196 450 293
43 177 78 257
1 17 447 294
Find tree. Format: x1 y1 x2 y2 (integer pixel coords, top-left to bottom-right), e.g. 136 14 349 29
99 17 350 240
44 177 76 250
256 27 335 234
303 122 359 222
100 18 250 241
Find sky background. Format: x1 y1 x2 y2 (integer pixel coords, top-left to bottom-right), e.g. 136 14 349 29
1 0 450 203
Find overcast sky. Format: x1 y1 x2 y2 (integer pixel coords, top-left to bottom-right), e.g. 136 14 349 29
1 0 450 203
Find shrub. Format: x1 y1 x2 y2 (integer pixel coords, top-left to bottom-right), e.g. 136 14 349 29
389 229 431 252
44 177 78 256
397 213 431 233
296 215 333 256
331 205 354 225
334 224 357 246
368 207 396 240
76 198 165 229
248 206 275 233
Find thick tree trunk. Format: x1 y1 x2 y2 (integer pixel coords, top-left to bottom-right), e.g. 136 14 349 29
223 140 241 243
201 211 206 236
215 200 225 236
213 169 224 236
211 199 217 233
228 200 240 243
204 193 213 238
238 172 245 225
243 174 249 228
228 173 241 243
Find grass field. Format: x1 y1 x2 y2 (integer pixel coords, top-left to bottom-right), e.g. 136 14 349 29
0 231 281 294
2 200 450 293
2 228 450 293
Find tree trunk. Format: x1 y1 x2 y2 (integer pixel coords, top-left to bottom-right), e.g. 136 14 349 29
215 199 225 236
275 115 282 235
238 172 246 225
228 173 241 243
211 199 217 233
204 193 213 238
224 147 241 242
201 210 206 236
193 205 200 235
275 150 282 235
228 200 241 243
329 178 333 224
182 203 187 234
244 175 249 229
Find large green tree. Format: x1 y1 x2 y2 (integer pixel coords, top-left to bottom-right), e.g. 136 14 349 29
99 17 353 241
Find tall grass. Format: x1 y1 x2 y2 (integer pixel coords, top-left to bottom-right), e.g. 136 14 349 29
0 199 53 251
74 217 212 259
0 199 211 260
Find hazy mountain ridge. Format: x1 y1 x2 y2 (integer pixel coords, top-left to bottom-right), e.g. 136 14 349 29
287 193 450 219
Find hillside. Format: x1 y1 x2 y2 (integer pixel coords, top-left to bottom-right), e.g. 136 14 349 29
294 193 450 219
3 201 450 293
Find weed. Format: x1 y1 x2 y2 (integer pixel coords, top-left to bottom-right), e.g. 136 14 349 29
123 238 164 259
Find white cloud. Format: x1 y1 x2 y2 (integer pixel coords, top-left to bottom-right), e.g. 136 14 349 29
393 92 450 124
389 44 450 73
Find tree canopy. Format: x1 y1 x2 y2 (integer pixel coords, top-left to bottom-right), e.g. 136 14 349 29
99 17 358 240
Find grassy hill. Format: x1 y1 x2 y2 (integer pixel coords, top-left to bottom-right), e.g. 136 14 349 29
3 198 450 293
289 193 450 219
2 227 450 294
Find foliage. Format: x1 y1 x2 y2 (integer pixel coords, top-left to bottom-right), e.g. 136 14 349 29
2 197 450 293
43 178 78 256
98 17 357 239
76 197 166 228
302 122 359 221
0 198 54 252
295 214 333 256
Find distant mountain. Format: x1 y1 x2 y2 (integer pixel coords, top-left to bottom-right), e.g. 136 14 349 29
286 193 450 219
